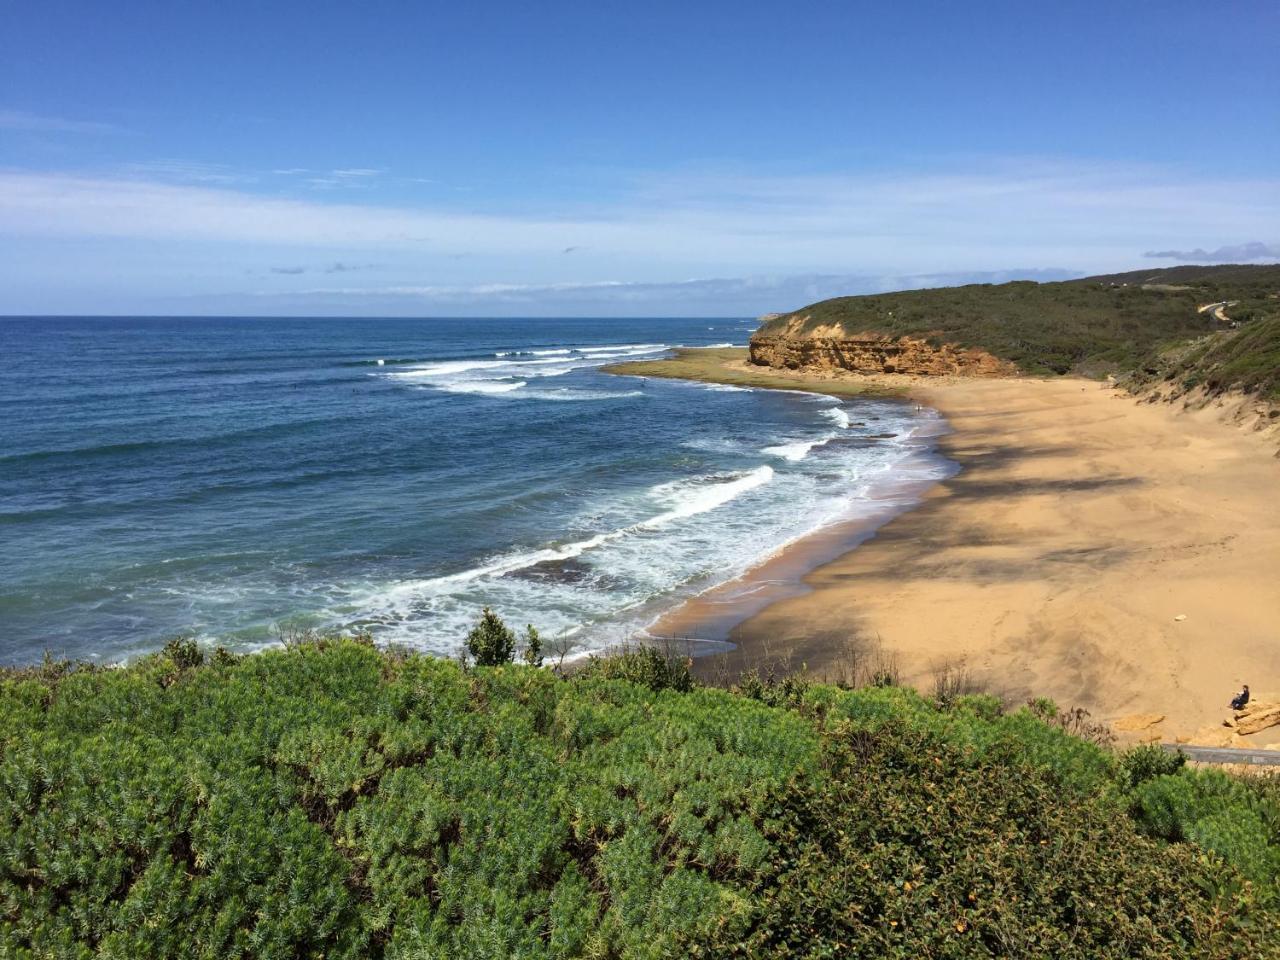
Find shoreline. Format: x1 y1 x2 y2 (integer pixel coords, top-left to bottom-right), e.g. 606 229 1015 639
644 416 954 650
607 348 1280 746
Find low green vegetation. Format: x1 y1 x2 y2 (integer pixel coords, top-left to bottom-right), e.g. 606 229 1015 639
757 263 1280 378
1127 315 1280 401
4 623 1279 958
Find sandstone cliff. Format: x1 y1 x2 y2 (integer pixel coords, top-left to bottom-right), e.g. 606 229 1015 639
749 319 1017 378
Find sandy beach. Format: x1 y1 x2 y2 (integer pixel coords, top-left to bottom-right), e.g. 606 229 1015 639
612 350 1280 745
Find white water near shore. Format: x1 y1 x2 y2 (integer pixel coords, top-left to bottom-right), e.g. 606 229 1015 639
332 382 952 656
2 317 950 664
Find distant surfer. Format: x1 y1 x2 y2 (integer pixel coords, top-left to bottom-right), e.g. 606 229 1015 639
1230 684 1250 711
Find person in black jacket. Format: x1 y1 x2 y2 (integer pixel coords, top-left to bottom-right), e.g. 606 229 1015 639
1230 684 1250 711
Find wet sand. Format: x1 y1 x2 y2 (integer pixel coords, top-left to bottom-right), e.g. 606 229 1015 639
609 352 1280 744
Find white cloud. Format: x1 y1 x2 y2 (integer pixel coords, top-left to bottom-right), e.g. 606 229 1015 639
0 158 1277 288
121 159 249 184
0 109 120 135
1144 241 1279 263
157 268 1080 317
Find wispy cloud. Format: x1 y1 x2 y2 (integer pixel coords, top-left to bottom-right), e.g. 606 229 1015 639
1144 241 1279 263
265 262 379 276
220 269 1081 317
1 159 1277 284
302 168 384 190
0 109 120 135
122 159 250 184
323 262 378 273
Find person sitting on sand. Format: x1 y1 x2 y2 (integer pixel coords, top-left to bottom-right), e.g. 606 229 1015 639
1230 684 1250 711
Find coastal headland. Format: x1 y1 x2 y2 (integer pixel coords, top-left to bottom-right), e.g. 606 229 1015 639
607 347 1280 746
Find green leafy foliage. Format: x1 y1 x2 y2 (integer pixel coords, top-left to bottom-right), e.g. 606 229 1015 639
1132 769 1280 889
521 625 543 667
465 607 517 666
757 263 1280 378
1132 315 1280 401
162 636 204 670
1 640 1277 958
572 645 695 693
1120 743 1187 789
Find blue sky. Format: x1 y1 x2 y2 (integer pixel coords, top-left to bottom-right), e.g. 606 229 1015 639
2 0 1277 316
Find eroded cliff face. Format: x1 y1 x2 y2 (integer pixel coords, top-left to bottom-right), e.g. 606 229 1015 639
749 318 1017 377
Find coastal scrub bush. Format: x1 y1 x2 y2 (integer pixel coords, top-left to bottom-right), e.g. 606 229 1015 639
521 624 543 666
1119 743 1186 789
573 645 695 692
464 606 517 665
1132 769 1280 890
1 640 1277 958
162 635 204 669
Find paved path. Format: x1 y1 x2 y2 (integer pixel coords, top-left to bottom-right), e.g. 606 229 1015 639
1163 743 1280 766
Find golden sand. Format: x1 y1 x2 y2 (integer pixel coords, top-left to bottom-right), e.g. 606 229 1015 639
608 350 1280 744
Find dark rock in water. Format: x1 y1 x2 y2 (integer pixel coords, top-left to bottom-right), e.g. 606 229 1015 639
517 556 626 591
517 556 597 585
823 433 897 451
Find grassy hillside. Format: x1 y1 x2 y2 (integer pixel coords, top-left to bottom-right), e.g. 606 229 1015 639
756 263 1280 377
1129 315 1280 402
3 637 1279 958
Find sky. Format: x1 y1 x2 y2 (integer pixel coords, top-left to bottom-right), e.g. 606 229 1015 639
1 0 1277 316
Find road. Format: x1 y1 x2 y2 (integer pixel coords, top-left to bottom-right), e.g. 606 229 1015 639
1196 300 1237 323
1162 743 1280 766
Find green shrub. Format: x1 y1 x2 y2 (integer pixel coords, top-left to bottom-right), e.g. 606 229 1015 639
574 646 695 692
464 606 517 665
521 624 543 667
1 641 1276 957
1132 770 1280 889
1120 743 1186 789
162 636 204 669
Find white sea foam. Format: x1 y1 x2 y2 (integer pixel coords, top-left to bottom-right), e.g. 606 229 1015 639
647 466 774 520
439 379 526 394
367 466 775 605
576 348 665 358
388 344 669 393
495 348 572 357
392 358 510 378
330 402 953 658
531 388 645 401
349 346 949 657
762 439 827 461
822 407 852 429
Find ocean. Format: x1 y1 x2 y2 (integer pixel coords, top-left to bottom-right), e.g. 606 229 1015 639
0 316 950 664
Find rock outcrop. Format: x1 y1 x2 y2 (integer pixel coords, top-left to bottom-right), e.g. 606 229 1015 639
749 331 1017 377
1225 700 1280 737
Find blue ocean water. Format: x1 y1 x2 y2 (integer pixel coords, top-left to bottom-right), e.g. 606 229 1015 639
0 317 947 664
